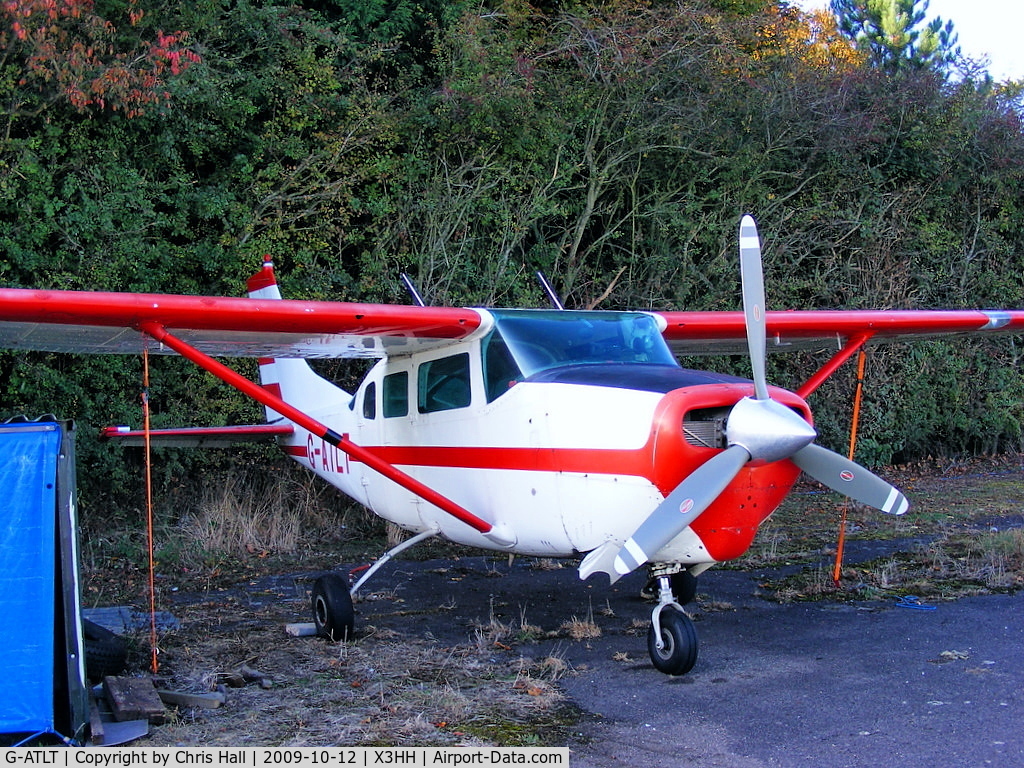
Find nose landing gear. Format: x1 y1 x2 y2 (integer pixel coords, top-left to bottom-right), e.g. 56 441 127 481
646 569 698 675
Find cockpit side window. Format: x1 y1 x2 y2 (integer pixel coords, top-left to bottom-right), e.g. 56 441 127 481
482 331 523 402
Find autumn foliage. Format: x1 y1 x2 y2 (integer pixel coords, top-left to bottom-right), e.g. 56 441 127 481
1 0 199 117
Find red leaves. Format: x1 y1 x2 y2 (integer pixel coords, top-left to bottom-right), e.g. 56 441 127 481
2 0 201 118
151 30 201 77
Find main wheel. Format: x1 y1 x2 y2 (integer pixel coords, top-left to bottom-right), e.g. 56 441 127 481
312 574 355 641
647 608 698 675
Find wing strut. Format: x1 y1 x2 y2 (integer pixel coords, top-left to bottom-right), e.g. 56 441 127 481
796 332 873 399
136 321 513 546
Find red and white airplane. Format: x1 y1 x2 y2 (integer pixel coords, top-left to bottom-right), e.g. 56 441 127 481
1 215 1021 674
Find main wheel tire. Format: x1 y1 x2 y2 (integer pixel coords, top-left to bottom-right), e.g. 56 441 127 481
311 574 355 641
83 619 128 680
647 608 698 675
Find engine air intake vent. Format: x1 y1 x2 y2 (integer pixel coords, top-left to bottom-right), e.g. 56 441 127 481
683 406 730 449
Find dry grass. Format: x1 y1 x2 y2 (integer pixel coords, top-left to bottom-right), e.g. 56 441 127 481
80 467 376 606
557 599 602 641
179 475 304 560
138 596 575 747
471 600 604 646
739 454 1024 570
558 617 602 641
762 529 1024 602
737 454 1024 602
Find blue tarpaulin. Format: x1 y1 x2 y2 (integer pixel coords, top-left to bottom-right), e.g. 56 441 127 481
0 423 61 739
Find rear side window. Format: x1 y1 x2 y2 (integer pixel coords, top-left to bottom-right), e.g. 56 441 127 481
383 372 408 418
362 381 376 419
418 353 471 413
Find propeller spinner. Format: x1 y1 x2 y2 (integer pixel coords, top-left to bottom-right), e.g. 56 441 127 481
580 215 908 584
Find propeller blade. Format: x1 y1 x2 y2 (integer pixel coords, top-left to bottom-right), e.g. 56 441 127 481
581 216 907 588
791 443 909 515
739 214 769 401
579 445 751 583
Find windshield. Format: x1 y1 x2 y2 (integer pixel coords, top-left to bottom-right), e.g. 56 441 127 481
486 309 677 382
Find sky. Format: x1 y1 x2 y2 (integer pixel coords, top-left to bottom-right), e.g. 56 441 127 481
793 0 1024 81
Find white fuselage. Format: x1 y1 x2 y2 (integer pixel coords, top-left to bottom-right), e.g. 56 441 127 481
247 283 802 569
273 354 681 557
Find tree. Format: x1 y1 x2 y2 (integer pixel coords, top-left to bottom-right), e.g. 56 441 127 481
829 0 959 75
0 0 200 130
2 0 1024 523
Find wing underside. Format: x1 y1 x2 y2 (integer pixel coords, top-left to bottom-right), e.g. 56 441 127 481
0 289 485 358
0 321 409 358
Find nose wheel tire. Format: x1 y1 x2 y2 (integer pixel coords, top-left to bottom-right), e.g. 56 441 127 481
312 573 355 641
648 607 698 675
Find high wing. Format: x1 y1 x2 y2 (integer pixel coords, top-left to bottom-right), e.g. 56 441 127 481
656 309 1024 356
2 285 1022 361
0 284 484 359
4 264 1024 571
654 307 1024 399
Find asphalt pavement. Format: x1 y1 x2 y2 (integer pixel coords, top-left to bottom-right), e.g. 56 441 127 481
564 568 1023 768
366 553 1023 768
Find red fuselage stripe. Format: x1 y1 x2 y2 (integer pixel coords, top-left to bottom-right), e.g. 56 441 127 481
285 443 652 482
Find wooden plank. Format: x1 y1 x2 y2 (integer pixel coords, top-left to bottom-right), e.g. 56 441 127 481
88 696 105 746
103 676 167 723
157 690 226 709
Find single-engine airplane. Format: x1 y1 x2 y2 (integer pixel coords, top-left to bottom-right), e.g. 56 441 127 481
1 215 1022 674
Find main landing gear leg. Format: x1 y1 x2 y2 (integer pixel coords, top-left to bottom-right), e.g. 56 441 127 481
311 526 440 642
646 567 698 675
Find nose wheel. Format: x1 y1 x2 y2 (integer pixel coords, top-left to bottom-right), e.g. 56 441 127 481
641 567 697 605
647 573 698 675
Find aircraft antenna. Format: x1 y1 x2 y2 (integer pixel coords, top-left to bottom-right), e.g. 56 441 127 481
535 271 564 310
399 273 426 307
